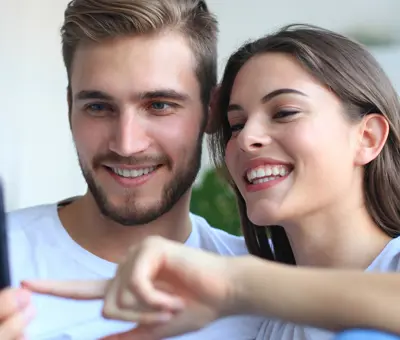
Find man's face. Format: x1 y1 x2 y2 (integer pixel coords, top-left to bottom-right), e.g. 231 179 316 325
69 32 206 225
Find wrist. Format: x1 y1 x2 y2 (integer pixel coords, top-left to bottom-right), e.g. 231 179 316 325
221 255 263 316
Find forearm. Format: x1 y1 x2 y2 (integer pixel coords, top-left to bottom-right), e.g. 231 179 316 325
230 256 400 334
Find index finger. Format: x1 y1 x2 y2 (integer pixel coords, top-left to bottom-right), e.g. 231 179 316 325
21 279 110 300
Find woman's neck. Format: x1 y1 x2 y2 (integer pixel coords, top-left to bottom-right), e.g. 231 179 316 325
282 200 391 269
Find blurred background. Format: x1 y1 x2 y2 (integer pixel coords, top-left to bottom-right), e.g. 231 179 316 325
1 0 400 235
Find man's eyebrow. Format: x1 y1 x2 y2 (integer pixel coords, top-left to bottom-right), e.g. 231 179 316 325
74 89 191 102
74 90 113 102
137 89 191 102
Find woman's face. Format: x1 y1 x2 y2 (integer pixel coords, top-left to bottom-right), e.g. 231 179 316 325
224 52 363 226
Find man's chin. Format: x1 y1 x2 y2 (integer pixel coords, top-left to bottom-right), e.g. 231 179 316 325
96 199 164 225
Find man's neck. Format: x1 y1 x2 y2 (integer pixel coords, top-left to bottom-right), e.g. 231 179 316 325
58 191 193 263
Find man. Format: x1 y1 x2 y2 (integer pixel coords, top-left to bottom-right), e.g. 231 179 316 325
0 0 264 338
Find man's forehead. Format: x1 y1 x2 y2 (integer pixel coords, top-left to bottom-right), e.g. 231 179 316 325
71 33 196 73
70 33 199 98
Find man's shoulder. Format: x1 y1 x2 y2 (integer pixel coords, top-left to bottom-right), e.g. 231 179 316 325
189 213 249 256
6 203 58 234
6 204 63 287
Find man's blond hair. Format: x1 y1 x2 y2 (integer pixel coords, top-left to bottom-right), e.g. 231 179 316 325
62 0 218 108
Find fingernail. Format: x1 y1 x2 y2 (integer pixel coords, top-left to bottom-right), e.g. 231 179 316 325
16 289 31 309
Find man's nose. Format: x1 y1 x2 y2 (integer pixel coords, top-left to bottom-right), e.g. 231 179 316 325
109 112 151 157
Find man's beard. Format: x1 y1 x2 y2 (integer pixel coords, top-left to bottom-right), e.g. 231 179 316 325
78 136 204 226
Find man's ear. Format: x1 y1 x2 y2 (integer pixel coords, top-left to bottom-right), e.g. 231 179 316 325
354 113 389 166
205 85 220 134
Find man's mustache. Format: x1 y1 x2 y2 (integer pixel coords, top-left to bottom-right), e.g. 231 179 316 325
92 152 170 167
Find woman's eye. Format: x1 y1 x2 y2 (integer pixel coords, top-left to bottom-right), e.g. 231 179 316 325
228 123 245 137
274 110 300 119
230 124 244 132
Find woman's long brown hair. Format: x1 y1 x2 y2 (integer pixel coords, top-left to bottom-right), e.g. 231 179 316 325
209 24 400 264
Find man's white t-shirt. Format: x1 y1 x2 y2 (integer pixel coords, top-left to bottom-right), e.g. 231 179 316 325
255 236 400 340
7 203 264 340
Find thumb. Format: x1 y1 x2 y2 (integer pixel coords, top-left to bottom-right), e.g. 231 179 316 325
21 279 110 300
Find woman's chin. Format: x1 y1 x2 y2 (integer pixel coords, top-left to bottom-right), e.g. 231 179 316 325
247 207 283 227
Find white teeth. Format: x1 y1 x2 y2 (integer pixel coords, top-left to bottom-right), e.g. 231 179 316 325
111 166 156 178
256 168 265 178
246 165 291 184
252 176 279 185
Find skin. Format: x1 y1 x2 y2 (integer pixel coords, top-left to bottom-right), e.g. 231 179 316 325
22 238 400 339
0 31 210 338
20 53 399 338
63 31 206 263
0 288 34 340
225 52 390 268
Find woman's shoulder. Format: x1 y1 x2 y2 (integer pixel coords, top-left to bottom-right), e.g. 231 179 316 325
256 319 333 340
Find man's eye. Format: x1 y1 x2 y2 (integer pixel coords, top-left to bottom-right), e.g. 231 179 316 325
84 103 113 116
89 103 105 110
148 101 179 115
150 102 172 110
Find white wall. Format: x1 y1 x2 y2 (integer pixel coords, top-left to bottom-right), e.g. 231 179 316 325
1 0 399 211
0 0 86 211
209 0 400 76
371 46 400 91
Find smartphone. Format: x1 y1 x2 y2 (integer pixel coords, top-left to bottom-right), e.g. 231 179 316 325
0 181 11 289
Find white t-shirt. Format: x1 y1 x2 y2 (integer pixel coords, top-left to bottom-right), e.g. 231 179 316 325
7 203 264 340
255 236 400 340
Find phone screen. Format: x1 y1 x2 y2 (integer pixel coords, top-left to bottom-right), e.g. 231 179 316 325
0 182 11 289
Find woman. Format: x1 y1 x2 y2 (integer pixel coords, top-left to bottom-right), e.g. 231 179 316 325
25 24 400 339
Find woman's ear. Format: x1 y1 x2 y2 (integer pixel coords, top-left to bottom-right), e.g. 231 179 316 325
205 85 221 134
354 114 389 166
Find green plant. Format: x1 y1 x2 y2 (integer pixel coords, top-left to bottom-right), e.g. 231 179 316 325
190 168 241 236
